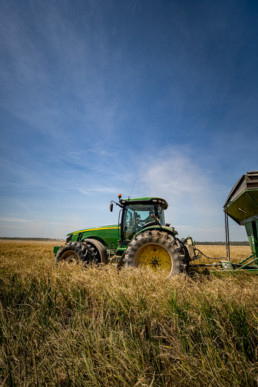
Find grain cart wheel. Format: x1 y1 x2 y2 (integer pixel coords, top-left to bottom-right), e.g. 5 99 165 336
124 230 188 276
55 241 89 264
83 238 108 264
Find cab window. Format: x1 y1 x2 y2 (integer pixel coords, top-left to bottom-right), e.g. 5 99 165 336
122 203 165 240
157 205 165 225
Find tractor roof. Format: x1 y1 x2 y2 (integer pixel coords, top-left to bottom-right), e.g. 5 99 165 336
120 197 168 209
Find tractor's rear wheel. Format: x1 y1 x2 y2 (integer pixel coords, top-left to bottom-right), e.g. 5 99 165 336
124 230 188 276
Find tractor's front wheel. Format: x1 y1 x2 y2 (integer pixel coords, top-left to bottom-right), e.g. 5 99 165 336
55 241 89 264
124 230 188 276
83 238 108 264
55 239 108 265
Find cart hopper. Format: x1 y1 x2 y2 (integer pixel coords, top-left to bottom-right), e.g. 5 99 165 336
224 171 258 258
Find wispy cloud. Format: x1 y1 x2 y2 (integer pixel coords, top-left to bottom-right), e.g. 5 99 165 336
0 1 124 146
140 149 208 196
78 187 120 195
0 217 33 223
130 147 228 239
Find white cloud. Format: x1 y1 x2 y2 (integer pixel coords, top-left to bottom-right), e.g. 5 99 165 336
133 147 230 240
141 148 208 196
78 187 119 195
0 217 33 223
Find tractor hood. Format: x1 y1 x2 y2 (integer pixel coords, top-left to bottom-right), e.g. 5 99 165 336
68 224 119 236
67 224 121 250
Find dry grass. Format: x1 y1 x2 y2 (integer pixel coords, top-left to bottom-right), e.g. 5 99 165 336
195 244 252 263
0 241 257 386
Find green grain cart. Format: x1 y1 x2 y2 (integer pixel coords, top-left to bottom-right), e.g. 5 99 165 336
223 170 258 271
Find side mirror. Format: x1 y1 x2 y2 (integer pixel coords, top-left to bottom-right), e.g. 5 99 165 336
110 202 113 212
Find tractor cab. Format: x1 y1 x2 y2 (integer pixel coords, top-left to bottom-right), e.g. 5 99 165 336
111 196 168 243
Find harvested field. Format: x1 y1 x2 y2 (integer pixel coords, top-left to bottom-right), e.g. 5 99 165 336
0 241 257 386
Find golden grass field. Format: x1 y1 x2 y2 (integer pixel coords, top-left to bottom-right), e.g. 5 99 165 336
0 241 257 386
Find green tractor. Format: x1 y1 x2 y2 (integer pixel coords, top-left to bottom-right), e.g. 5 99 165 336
54 196 190 276
54 171 258 275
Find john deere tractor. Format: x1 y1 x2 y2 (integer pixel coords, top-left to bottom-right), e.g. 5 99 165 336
54 196 190 276
54 171 258 275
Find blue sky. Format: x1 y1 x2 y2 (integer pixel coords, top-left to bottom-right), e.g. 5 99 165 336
0 0 257 240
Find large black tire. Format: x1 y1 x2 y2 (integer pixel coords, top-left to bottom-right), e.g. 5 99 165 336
55 239 108 265
55 241 90 264
124 230 188 276
83 238 108 264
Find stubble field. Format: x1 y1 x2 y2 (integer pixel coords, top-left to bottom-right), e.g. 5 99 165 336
0 240 257 386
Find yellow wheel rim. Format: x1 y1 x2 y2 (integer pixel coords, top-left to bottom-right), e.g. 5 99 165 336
135 243 172 272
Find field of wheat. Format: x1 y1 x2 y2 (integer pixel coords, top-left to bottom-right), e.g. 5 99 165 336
0 240 257 386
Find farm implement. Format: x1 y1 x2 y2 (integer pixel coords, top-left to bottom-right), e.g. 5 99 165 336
54 171 258 275
223 170 258 271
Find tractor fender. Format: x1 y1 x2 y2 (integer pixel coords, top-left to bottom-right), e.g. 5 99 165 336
134 225 177 239
82 236 108 247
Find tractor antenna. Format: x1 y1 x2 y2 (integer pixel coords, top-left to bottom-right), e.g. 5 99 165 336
128 178 137 199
